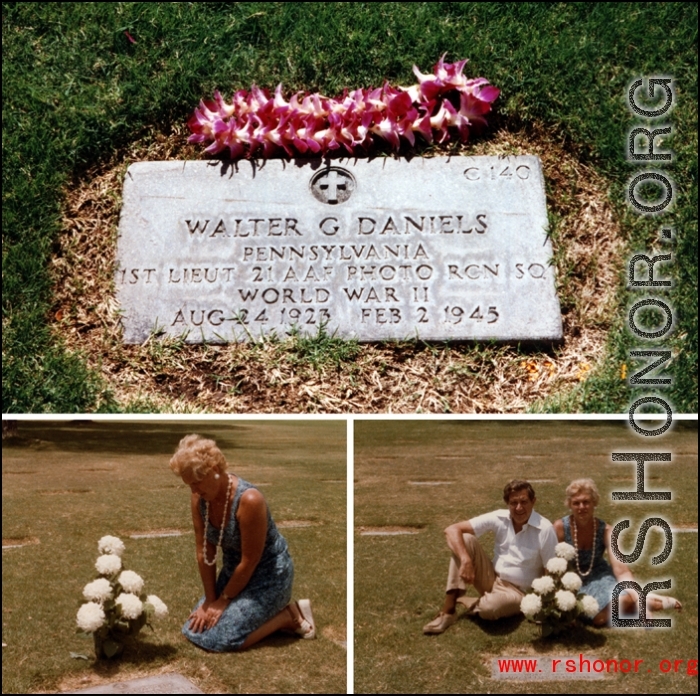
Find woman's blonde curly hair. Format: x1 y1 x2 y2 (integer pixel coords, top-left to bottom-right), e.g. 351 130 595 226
169 434 228 481
565 478 600 506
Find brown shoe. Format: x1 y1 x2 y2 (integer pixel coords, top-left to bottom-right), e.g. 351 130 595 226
422 612 457 634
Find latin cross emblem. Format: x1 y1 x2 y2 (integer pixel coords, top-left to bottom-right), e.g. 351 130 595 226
310 167 355 204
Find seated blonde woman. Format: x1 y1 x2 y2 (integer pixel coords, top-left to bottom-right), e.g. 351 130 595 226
553 478 681 627
169 434 315 651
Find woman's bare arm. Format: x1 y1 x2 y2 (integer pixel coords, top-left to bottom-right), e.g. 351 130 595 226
553 518 565 543
193 488 268 632
220 488 267 600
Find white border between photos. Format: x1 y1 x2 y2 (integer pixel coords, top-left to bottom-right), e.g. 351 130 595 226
5 412 697 421
346 417 355 695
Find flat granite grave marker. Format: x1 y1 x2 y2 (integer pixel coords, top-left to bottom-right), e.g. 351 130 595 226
64 673 204 694
116 156 562 343
491 655 606 681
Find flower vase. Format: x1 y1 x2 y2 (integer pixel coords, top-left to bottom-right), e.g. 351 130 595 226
533 620 546 638
93 632 124 659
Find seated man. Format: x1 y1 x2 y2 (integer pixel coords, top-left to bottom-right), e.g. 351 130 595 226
423 479 557 634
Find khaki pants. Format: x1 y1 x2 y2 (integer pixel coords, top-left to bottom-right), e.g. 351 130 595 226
446 533 524 620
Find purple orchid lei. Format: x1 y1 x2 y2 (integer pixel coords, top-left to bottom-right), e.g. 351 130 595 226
188 55 500 158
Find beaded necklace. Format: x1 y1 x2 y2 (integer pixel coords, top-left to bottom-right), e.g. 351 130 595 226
203 474 233 566
571 514 597 577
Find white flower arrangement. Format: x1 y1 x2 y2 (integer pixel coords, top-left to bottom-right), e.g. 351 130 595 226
118 570 145 595
532 576 555 595
98 535 126 557
545 557 568 576
76 602 106 632
115 593 143 620
554 542 576 561
521 550 599 638
146 595 168 619
561 572 583 592
581 594 600 618
95 554 122 576
520 593 543 619
83 578 113 602
77 537 167 659
555 589 577 612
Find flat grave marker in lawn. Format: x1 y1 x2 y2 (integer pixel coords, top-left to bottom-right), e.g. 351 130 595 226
276 519 316 528
64 673 204 694
129 530 184 539
117 156 562 343
2 537 39 550
359 526 421 536
360 531 419 536
491 655 606 681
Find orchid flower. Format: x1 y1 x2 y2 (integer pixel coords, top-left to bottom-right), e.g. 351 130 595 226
187 57 499 158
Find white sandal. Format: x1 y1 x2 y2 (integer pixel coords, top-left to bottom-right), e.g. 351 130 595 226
294 599 316 639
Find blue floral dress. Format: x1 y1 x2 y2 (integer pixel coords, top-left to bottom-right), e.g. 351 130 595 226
182 477 294 651
563 516 615 618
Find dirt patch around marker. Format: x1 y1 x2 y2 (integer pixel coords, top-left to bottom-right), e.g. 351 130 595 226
52 121 624 413
3 537 40 549
39 489 93 495
408 480 455 485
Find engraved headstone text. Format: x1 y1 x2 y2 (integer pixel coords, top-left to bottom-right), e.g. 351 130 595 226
116 156 562 343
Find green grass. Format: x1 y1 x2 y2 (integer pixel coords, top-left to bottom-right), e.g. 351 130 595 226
288 323 362 371
354 419 698 693
3 2 697 412
1 420 346 693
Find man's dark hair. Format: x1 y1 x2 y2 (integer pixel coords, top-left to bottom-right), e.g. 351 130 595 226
503 479 535 502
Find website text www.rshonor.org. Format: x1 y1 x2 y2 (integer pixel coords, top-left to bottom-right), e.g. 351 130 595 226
496 655 698 676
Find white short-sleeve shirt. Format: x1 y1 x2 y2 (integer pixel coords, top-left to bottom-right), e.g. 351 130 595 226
469 509 557 591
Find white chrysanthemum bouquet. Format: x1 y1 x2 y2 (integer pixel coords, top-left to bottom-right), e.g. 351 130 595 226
76 536 168 658
520 542 599 637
